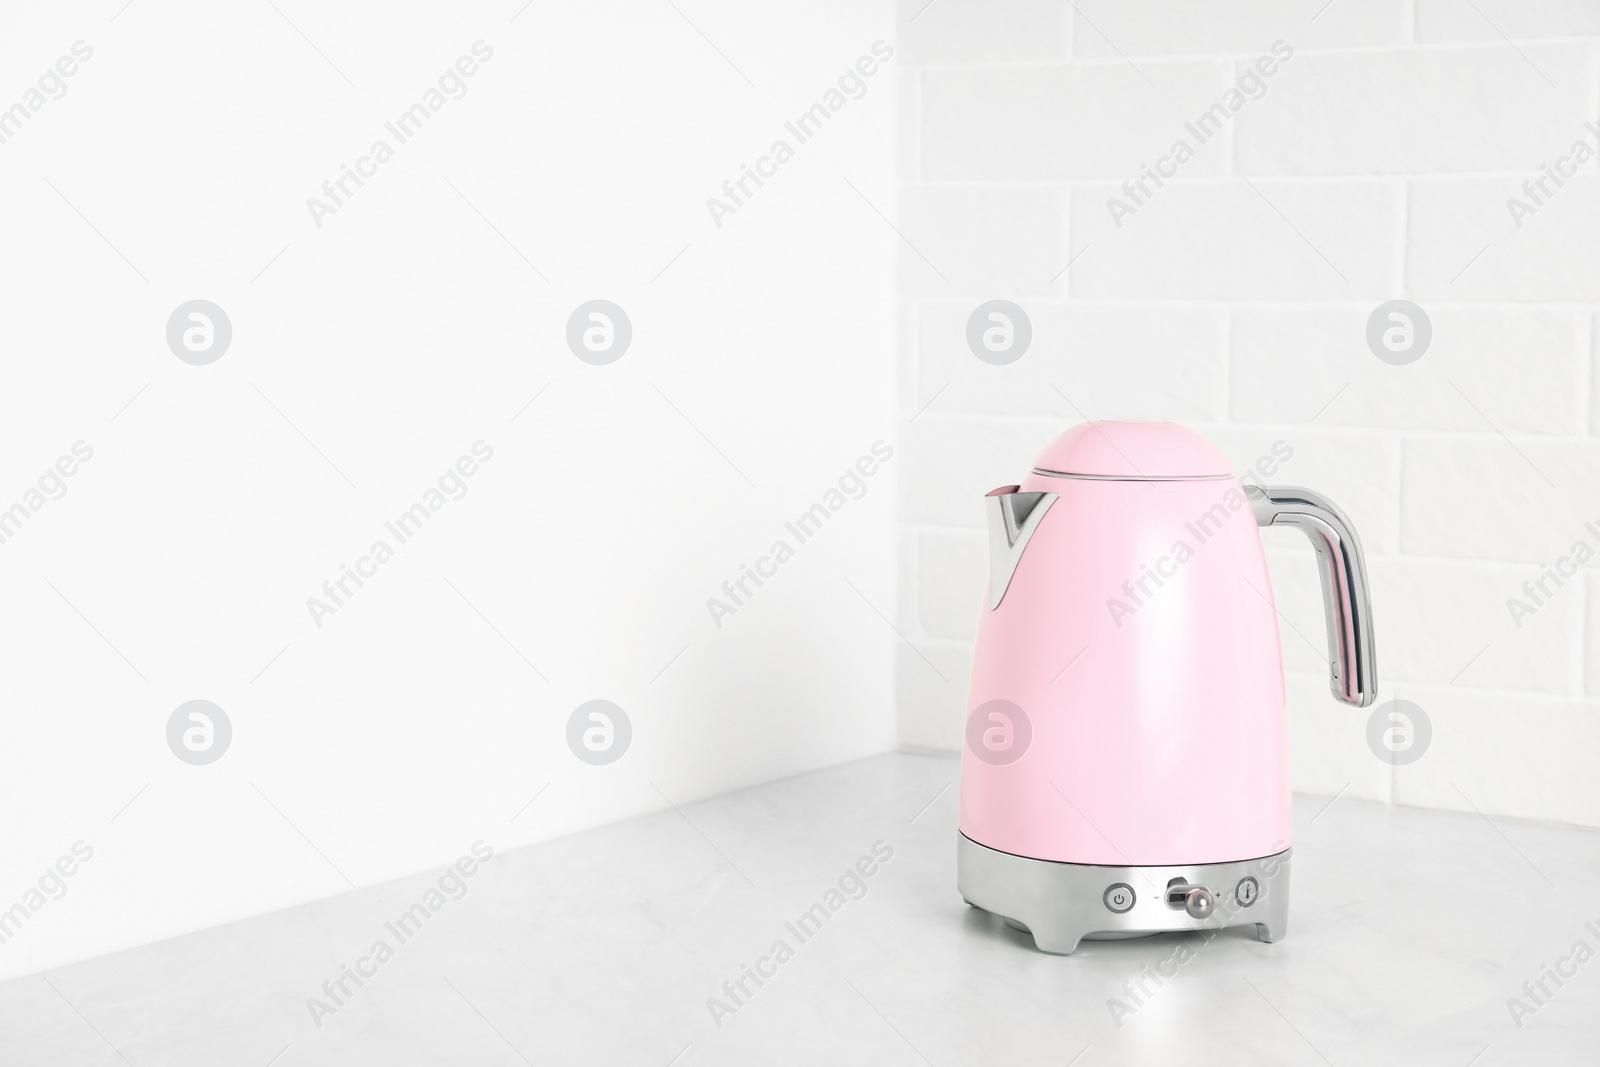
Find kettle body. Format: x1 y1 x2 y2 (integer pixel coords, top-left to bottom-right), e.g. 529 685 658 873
956 421 1377 954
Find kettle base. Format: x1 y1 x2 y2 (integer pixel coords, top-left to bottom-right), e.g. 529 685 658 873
957 833 1291 956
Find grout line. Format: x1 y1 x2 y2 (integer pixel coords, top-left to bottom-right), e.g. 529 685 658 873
1222 57 1239 180
907 522 1600 571
1577 574 1591 697
1397 177 1411 297
1221 308 1234 421
1584 311 1597 437
898 295 1600 310
901 35 1600 72
891 409 1600 444
898 299 917 415
1059 177 1073 298
1292 670 1599 705
1264 541 1600 574
892 646 1599 702
904 170 1600 186
903 68 922 183
1385 736 1398 807
1592 52 1600 175
1393 432 1406 557
903 524 923 644
1582 576 1594 698
908 296 921 412
905 634 976 650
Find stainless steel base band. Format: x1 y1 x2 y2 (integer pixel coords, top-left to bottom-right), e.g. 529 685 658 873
957 833 1292 955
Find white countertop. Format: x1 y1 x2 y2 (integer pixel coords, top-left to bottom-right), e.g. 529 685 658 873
4 753 1598 1065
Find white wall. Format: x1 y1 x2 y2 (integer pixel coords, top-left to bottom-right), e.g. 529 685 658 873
893 0 1600 828
0 0 898 979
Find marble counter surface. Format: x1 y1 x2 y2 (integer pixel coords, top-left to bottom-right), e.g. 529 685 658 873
3 753 1598 1066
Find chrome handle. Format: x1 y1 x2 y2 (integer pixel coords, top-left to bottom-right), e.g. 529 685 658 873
1247 485 1378 708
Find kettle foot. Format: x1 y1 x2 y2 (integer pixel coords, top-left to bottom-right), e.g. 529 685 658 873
1029 925 1087 956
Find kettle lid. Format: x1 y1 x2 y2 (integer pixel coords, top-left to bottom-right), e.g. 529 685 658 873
1032 421 1232 480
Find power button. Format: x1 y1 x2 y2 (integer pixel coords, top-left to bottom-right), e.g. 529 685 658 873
1103 883 1135 913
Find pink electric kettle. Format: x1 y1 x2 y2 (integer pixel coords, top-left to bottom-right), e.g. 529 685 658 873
957 421 1377 954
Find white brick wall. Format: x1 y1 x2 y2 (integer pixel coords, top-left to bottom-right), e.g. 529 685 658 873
1233 47 1597 175
1069 2 1409 56
1408 177 1600 300
1069 181 1407 299
919 63 1235 180
894 0 1600 828
1230 307 1589 434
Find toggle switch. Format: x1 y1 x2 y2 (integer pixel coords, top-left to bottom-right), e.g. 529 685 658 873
1183 887 1214 919
1165 879 1214 919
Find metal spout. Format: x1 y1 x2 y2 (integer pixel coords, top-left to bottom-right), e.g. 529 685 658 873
985 485 1057 610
